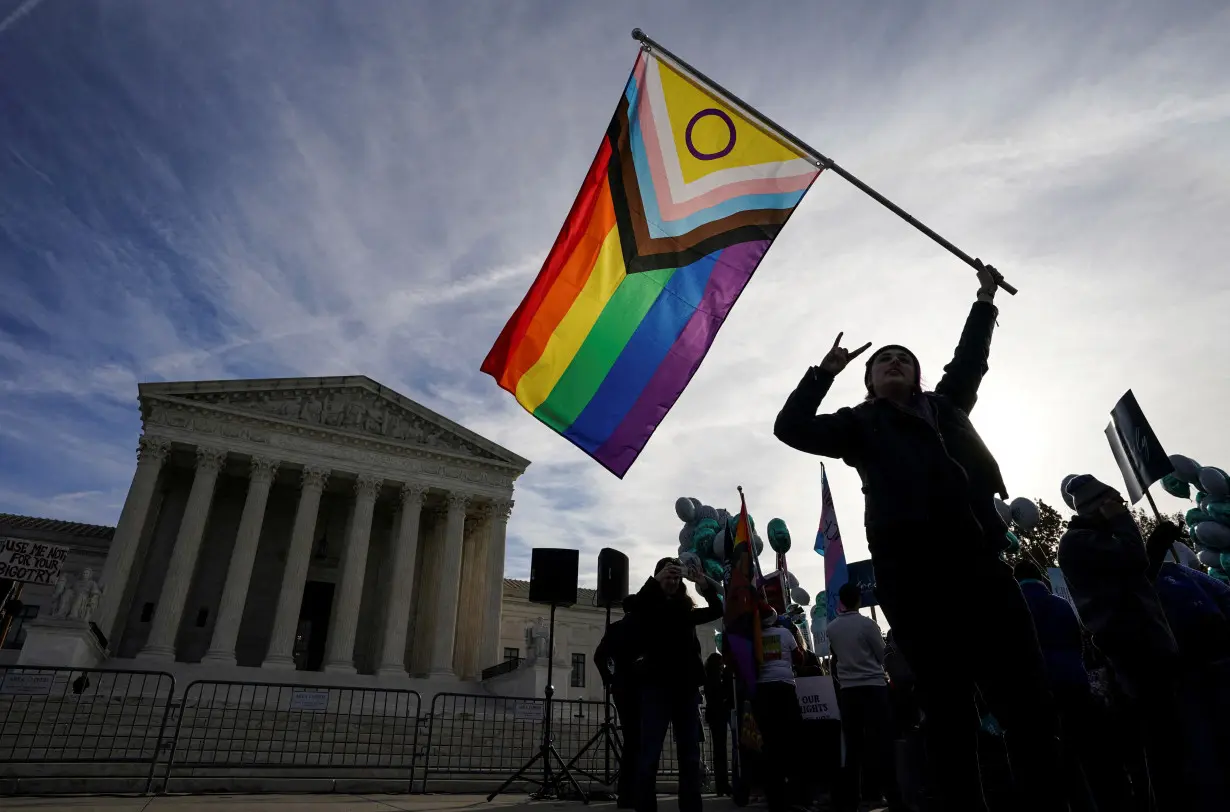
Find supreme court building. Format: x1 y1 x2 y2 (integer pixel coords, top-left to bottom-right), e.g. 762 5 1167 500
14 376 531 691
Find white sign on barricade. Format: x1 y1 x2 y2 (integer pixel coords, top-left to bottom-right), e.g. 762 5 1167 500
0 672 55 696
795 675 840 722
0 538 70 585
289 689 330 711
513 699 543 721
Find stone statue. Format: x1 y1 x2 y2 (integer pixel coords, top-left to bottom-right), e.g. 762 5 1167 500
50 574 68 614
525 616 550 662
54 575 76 619
69 569 102 621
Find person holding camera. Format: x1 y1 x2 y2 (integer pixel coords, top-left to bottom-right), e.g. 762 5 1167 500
626 557 723 812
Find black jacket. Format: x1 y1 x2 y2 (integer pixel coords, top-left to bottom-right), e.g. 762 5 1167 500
1057 512 1179 672
594 614 639 692
627 577 723 693
774 302 1009 557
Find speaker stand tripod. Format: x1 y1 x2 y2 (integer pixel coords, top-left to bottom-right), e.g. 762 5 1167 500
564 604 623 798
487 603 588 804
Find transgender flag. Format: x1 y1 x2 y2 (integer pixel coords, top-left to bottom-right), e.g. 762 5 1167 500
814 463 848 620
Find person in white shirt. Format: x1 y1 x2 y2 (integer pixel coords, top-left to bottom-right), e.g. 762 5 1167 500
826 583 900 812
752 606 808 812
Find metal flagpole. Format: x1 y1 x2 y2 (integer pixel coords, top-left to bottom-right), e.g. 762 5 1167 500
630 28 1019 296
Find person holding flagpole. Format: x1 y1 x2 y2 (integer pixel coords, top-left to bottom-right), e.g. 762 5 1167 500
773 261 1067 812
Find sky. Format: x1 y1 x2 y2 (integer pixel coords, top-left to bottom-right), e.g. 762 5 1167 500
2 0 1228 602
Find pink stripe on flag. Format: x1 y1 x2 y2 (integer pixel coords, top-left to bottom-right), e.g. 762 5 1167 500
634 64 816 222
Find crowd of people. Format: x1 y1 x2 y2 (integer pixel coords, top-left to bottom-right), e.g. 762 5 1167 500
595 261 1230 811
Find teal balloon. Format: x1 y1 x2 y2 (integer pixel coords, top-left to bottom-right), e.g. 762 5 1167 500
1161 474 1191 500
1186 507 1213 529
1204 501 1230 524
703 558 725 582
767 518 791 554
1004 530 1021 554
691 517 720 557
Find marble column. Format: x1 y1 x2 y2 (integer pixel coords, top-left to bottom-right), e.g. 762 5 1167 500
263 465 330 669
202 456 280 665
95 435 171 644
324 474 382 674
375 482 427 678
453 515 486 680
138 446 227 661
428 492 470 677
408 508 446 676
478 499 513 672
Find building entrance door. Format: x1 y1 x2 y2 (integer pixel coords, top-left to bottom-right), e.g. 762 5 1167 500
293 580 334 671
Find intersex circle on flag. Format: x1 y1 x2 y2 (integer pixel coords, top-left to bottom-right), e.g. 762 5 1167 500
685 108 736 160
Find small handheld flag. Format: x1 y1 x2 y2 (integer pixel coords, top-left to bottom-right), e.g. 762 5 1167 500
481 42 821 477
723 486 765 694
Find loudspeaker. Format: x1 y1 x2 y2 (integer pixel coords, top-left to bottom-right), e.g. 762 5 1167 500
529 548 579 607
596 548 629 608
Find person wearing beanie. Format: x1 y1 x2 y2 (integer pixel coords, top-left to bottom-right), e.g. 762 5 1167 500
625 557 723 812
774 261 1066 811
1056 474 1189 811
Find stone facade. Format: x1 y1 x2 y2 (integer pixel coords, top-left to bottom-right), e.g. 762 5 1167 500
7 376 530 692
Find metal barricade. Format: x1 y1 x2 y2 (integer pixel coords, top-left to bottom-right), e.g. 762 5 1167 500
419 692 713 794
0 665 175 795
420 692 612 793
163 681 420 793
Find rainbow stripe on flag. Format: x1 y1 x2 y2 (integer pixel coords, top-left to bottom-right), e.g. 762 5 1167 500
482 49 821 476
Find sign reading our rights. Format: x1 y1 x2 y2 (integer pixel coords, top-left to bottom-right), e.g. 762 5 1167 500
0 538 70 585
795 676 840 722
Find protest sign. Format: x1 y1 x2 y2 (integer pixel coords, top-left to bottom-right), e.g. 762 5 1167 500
845 559 877 608
0 537 70 585
1047 567 1080 618
795 675 840 722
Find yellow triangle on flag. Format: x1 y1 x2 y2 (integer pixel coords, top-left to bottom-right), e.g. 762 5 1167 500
656 58 805 185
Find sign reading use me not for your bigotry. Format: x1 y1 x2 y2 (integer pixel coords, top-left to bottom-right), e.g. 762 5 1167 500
0 537 70 585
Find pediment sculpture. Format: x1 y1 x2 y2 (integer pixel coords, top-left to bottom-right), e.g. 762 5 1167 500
175 388 500 460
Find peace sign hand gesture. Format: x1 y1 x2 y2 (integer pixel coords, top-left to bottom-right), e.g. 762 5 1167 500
819 332 872 375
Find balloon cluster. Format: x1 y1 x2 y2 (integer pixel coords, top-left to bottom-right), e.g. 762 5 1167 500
992 496 1041 555
1162 455 1230 583
674 495 765 584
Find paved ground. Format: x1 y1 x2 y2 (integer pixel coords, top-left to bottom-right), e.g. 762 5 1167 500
0 793 753 811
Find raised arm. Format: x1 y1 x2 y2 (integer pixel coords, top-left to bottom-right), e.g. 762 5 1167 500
934 261 1003 414
774 332 869 460
691 578 724 625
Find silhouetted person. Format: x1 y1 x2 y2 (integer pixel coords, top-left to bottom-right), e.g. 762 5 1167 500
1014 559 1132 811
774 261 1066 812
1058 475 1188 812
827 582 899 812
596 594 642 808
626 558 723 812
703 652 733 796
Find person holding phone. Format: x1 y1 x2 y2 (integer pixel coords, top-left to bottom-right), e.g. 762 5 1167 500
627 557 723 812
773 261 1066 811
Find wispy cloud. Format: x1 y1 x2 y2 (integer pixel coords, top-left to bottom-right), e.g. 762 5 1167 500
2 0 1228 598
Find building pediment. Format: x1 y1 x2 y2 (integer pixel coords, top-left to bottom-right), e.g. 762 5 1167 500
138 376 529 472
